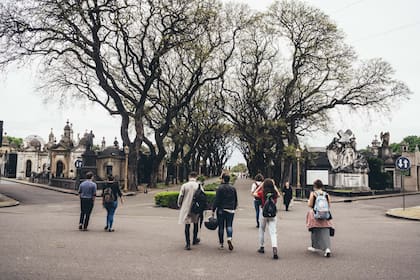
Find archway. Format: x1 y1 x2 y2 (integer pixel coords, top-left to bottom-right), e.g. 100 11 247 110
56 161 64 178
25 160 32 177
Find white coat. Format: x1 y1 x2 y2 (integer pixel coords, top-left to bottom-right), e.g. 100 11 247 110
177 179 201 224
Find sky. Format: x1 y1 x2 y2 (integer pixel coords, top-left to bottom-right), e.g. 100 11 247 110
1 0 419 167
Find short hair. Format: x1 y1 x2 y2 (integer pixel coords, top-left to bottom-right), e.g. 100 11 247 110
254 173 264 182
222 174 230 183
86 172 94 179
107 175 114 181
313 179 323 189
189 171 198 178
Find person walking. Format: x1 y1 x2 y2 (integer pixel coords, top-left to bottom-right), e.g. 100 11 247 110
178 172 202 250
251 174 264 228
306 179 334 257
282 181 293 211
102 175 124 232
78 172 97 231
212 172 238 251
253 178 281 259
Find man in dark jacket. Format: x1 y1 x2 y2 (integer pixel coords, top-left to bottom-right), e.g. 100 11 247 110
212 173 238 251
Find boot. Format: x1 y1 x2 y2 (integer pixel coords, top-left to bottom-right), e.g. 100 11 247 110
273 247 278 259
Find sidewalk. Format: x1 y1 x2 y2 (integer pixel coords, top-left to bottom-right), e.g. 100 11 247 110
294 191 420 203
0 177 136 197
0 193 19 207
386 206 420 221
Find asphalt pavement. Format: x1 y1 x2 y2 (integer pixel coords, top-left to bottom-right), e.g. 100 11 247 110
0 178 419 280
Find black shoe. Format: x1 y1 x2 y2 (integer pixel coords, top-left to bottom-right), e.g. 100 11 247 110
79 224 83 230
256 225 259 228
185 244 191 250
227 239 234 251
192 238 200 245
82 228 88 231
257 247 264 254
104 226 108 231
273 254 279 260
108 228 115 232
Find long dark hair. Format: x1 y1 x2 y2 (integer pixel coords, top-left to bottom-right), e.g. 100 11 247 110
262 179 277 199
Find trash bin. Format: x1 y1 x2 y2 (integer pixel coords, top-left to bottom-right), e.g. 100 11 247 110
304 187 311 199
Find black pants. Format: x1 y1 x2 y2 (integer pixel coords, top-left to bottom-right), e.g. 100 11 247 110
184 223 198 245
79 198 94 229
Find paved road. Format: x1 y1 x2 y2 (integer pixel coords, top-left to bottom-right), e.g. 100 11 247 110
0 178 419 280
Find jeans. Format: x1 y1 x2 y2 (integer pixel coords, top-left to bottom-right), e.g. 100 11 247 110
259 210 278 248
105 200 118 229
185 223 199 245
254 200 261 226
217 210 234 244
79 198 94 229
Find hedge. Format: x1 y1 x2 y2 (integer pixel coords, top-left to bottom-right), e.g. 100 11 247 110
154 191 216 209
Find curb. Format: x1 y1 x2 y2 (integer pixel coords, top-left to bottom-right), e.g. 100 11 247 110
386 208 420 221
294 191 420 203
0 178 136 197
0 194 20 208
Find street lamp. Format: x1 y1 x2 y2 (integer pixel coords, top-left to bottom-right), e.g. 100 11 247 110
296 147 302 197
124 145 129 192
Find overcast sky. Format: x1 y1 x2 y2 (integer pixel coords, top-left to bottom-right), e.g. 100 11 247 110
1 0 419 166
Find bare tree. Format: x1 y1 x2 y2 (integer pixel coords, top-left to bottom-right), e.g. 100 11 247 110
221 0 411 184
0 0 239 189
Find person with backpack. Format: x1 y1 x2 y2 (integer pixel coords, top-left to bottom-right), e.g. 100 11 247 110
178 172 203 250
102 175 123 232
251 174 264 228
306 179 334 257
282 181 293 211
212 172 238 251
253 178 281 259
78 172 97 231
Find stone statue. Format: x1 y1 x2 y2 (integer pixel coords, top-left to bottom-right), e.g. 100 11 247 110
379 131 393 163
326 129 369 174
380 132 390 148
85 130 95 152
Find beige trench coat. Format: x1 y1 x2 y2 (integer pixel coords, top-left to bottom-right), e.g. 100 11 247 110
178 179 201 224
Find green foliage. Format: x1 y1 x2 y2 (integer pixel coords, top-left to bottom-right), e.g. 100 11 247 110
390 135 420 153
197 175 206 183
154 191 216 209
7 136 23 148
367 157 393 190
203 183 218 191
231 163 247 173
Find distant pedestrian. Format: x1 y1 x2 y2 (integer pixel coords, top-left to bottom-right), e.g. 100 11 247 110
78 172 97 231
102 175 124 232
282 181 293 211
306 179 334 257
178 172 202 250
251 174 264 228
253 178 281 259
212 172 238 251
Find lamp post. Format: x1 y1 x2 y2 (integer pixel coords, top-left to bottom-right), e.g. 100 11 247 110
124 145 129 192
296 147 302 198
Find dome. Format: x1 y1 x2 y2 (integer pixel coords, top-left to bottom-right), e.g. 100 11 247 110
24 135 45 149
64 120 71 131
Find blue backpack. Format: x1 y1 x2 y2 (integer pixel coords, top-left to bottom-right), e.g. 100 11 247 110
314 192 330 220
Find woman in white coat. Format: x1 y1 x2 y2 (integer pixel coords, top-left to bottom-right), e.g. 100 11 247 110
178 171 201 250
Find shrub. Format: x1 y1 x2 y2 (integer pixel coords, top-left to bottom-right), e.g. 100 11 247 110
154 191 216 209
203 182 219 191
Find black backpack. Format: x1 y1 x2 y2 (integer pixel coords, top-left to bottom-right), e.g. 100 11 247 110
191 185 207 214
262 193 277 218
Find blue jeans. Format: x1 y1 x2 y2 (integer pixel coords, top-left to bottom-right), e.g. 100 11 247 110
105 200 118 229
254 200 261 226
217 210 234 244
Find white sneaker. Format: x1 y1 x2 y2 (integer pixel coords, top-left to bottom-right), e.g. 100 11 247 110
307 246 316 252
324 248 331 257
